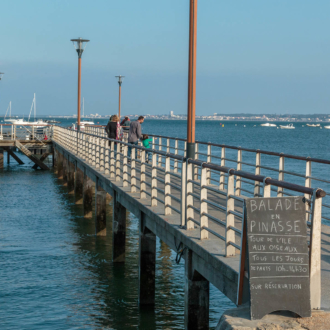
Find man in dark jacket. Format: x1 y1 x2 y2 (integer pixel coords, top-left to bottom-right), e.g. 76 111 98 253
128 116 144 158
105 116 118 147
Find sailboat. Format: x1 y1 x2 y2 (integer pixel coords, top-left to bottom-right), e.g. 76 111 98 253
75 97 94 128
12 94 47 126
4 102 17 123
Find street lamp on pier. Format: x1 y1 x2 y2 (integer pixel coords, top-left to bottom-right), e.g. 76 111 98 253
186 0 198 159
71 38 90 130
115 75 125 120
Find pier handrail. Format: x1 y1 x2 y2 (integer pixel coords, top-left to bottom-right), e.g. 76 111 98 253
59 126 326 198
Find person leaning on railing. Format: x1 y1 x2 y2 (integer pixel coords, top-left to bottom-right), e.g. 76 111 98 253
128 116 144 160
120 116 130 132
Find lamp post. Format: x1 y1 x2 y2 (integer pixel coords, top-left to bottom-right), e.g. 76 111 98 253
115 75 124 120
186 0 198 159
71 38 90 131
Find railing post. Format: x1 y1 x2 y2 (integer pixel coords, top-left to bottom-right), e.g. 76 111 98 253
92 137 96 167
186 161 194 230
110 141 115 178
158 137 162 167
116 143 120 181
194 143 199 180
263 178 271 197
184 141 187 158
165 156 171 215
310 190 322 310
151 153 157 206
200 165 208 239
104 143 109 175
131 148 137 193
96 137 100 169
235 148 242 196
305 158 312 221
123 144 128 187
174 140 179 173
166 138 170 153
277 154 285 197
219 147 226 190
181 159 187 227
226 171 235 256
140 150 147 199
206 144 211 185
88 137 92 164
254 151 261 197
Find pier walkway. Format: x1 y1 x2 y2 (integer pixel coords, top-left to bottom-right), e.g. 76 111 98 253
50 125 329 328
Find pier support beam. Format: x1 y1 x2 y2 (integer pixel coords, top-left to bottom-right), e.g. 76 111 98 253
95 180 107 236
3 147 24 165
0 149 3 169
83 171 94 218
57 152 63 179
67 160 75 194
112 191 126 262
185 249 209 330
62 155 68 184
138 215 156 306
74 165 83 204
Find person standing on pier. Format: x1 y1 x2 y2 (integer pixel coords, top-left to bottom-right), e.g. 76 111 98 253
141 134 153 163
128 116 144 159
105 115 120 147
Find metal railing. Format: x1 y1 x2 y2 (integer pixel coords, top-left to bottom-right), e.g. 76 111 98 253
0 124 53 142
84 125 330 225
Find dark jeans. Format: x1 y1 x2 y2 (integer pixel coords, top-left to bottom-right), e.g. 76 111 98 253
128 141 139 159
146 151 151 162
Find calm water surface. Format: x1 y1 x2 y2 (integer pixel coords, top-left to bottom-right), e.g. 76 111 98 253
1 120 329 329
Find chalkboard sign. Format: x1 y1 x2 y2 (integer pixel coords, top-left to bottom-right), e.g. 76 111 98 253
245 196 311 320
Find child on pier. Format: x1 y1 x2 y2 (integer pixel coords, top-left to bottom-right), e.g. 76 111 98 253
141 134 153 163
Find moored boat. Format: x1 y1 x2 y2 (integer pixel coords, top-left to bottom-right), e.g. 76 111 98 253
260 123 277 127
324 125 330 129
279 124 295 129
306 123 320 127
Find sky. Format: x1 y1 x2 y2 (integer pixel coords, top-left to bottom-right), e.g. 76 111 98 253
0 0 329 116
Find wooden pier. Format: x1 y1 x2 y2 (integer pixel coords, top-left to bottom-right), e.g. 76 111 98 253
49 126 329 329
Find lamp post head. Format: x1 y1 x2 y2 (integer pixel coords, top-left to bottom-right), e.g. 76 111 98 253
115 75 125 86
0 72 4 80
71 38 90 58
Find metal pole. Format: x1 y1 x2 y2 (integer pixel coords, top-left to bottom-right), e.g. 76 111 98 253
118 83 121 119
77 57 82 131
186 0 198 159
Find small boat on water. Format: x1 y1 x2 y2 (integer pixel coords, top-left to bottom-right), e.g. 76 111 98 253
306 123 320 127
45 119 61 124
80 120 95 125
324 125 330 129
280 124 295 129
261 123 277 127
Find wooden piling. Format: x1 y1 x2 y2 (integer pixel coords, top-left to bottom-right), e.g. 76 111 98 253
112 191 126 262
184 249 209 330
95 182 107 236
83 171 94 218
0 149 3 169
74 165 83 204
138 214 156 305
